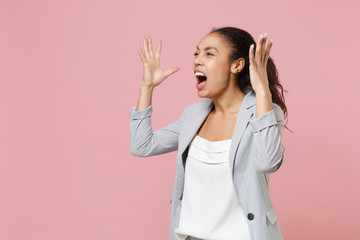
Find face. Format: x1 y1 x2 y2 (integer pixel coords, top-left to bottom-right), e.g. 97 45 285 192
192 32 241 98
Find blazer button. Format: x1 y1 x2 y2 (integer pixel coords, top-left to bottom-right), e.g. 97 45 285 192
247 213 254 220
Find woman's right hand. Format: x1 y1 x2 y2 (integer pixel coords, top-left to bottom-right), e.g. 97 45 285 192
137 36 180 88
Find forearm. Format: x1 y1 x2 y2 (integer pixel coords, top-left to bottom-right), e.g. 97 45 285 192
254 88 273 119
249 96 285 173
136 84 154 111
130 104 181 157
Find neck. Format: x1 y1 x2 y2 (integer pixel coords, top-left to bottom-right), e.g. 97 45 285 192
211 84 246 115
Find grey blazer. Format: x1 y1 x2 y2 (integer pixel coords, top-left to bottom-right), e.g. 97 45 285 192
130 88 285 240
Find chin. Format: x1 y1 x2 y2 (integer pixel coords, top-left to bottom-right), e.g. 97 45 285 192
197 91 210 98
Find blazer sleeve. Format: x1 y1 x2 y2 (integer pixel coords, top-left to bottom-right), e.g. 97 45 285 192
248 103 285 173
129 105 182 157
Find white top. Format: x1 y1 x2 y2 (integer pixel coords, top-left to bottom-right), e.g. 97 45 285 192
174 135 251 240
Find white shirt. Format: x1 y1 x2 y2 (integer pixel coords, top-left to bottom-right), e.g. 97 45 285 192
174 135 251 240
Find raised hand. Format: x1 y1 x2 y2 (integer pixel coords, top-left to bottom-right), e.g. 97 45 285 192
248 32 273 93
137 36 180 88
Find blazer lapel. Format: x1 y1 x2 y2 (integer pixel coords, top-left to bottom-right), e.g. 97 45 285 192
179 98 213 165
179 89 257 173
229 90 256 178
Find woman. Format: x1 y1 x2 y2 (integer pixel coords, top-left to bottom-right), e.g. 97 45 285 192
130 27 288 240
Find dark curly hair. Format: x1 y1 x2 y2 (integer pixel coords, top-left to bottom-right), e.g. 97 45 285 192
209 26 292 136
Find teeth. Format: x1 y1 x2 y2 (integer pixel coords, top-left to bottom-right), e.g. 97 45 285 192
195 72 206 77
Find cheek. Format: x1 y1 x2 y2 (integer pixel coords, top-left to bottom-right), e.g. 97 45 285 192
210 64 230 82
214 59 229 73
208 62 225 77
209 75 228 90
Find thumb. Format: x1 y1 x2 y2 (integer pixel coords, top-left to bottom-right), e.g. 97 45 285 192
164 67 180 78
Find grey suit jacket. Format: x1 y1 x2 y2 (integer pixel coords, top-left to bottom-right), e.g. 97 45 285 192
130 88 285 240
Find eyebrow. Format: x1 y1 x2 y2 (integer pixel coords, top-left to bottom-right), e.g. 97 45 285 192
196 46 218 52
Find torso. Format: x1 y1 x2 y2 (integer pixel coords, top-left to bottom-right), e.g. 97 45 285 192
197 108 238 141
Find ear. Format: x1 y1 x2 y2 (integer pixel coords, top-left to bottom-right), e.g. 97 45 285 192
230 58 245 74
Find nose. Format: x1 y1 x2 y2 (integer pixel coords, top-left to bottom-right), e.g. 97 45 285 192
193 55 203 66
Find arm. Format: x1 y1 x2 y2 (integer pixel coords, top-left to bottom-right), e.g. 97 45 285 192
247 33 284 173
249 103 285 173
130 104 182 157
130 36 181 157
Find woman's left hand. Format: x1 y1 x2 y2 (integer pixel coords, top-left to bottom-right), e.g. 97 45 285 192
249 33 273 94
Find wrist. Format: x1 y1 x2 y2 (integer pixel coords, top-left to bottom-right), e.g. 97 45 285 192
140 83 155 91
254 87 271 96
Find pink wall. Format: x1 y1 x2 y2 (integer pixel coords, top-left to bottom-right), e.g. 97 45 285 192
1 0 359 239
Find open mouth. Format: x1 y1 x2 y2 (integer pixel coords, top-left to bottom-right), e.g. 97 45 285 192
195 72 207 84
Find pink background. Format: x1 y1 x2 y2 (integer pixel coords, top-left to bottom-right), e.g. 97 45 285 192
1 0 359 239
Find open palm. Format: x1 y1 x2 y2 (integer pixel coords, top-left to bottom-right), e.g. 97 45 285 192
137 36 180 88
248 32 273 93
